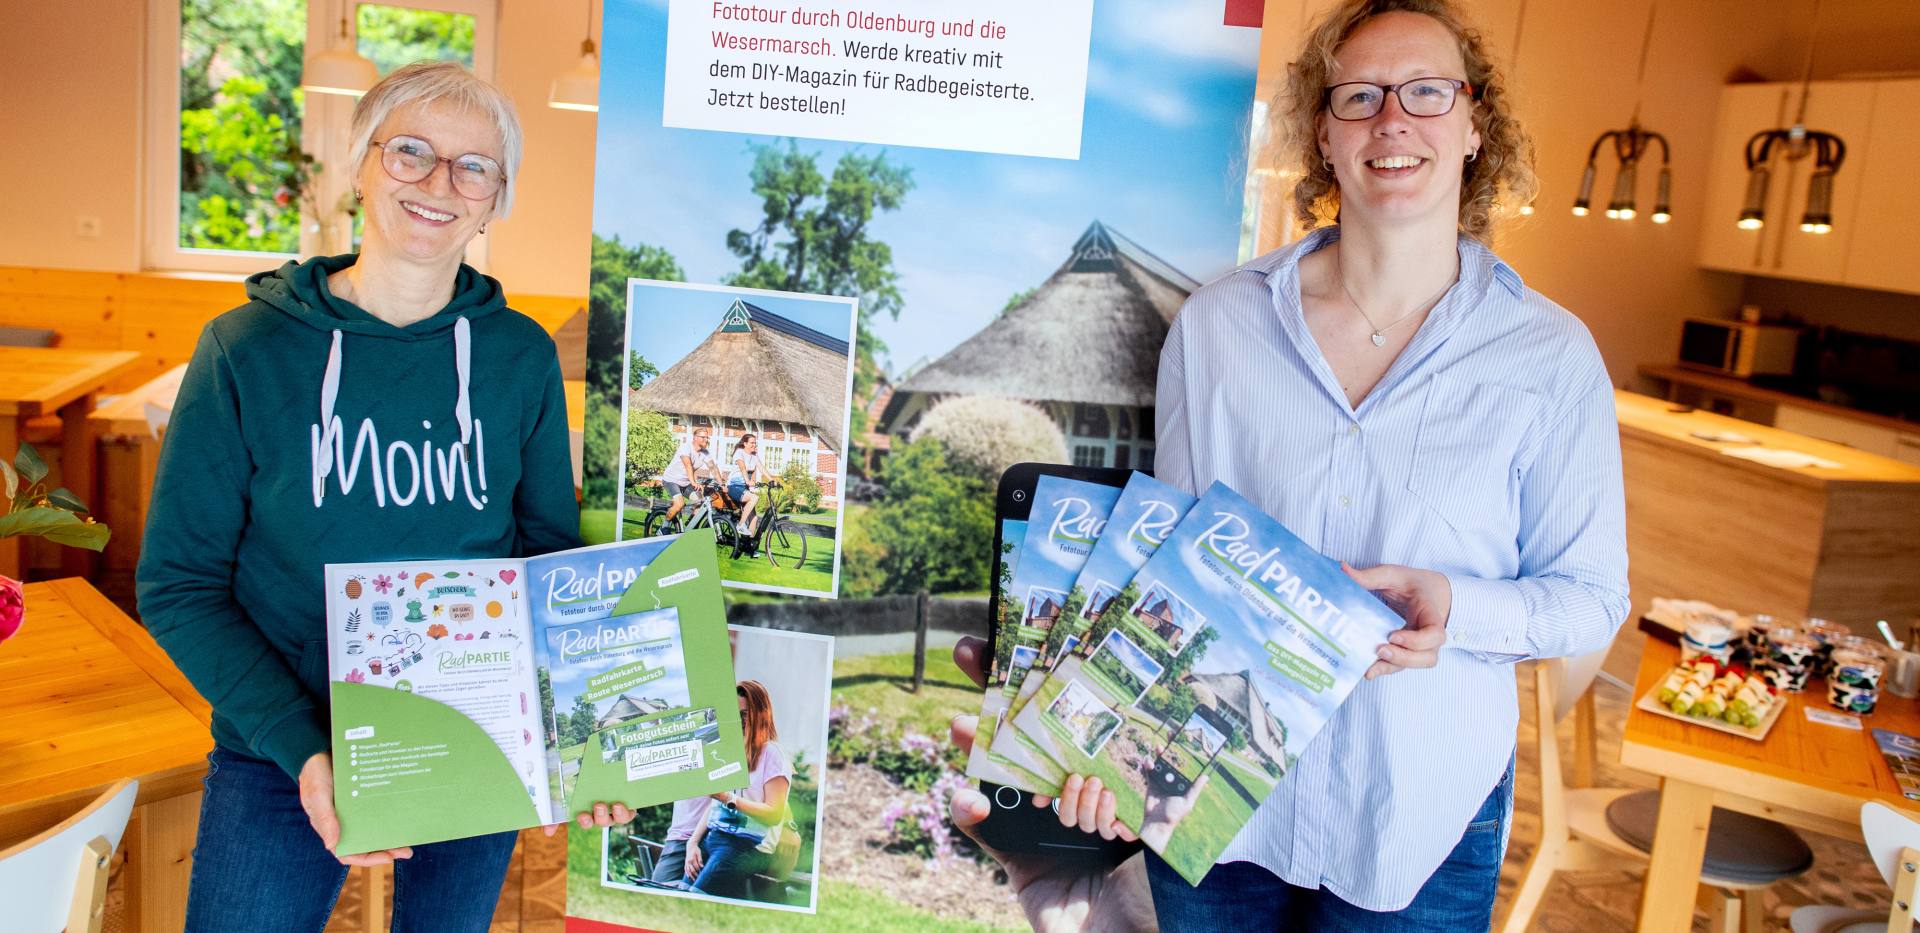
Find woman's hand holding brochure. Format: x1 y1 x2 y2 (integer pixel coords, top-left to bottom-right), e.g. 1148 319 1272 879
1343 562 1450 679
947 637 1158 933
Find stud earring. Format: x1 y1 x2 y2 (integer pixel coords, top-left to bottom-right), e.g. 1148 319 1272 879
1322 156 1334 171
479 225 488 234
353 188 363 202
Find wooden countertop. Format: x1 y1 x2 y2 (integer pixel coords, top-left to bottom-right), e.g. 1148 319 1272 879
1639 363 1920 436
1615 389 1920 487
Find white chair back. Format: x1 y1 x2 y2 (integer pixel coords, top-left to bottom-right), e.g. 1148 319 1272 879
1547 648 1610 723
1864 802 1920 890
0 780 139 933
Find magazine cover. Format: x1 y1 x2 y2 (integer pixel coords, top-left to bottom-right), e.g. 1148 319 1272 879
966 476 1121 792
1875 729 1920 801
1007 472 1196 718
538 530 750 819
579 625 836 921
991 473 1196 785
325 558 554 854
1007 482 1402 884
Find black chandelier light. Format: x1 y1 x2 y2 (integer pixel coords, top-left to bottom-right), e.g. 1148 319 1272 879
1572 3 1671 224
1736 0 1844 234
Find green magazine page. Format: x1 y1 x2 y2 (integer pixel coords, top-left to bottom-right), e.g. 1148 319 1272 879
325 531 746 855
326 558 553 855
585 529 750 807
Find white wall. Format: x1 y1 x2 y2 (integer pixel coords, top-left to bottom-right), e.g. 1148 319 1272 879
0 0 147 271
0 0 600 297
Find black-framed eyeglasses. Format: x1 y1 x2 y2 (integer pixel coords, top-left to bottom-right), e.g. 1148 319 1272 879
368 135 506 201
1325 77 1474 121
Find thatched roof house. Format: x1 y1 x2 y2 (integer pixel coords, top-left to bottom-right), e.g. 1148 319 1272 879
634 299 850 451
630 298 851 505
876 221 1197 472
596 693 669 728
1191 669 1289 773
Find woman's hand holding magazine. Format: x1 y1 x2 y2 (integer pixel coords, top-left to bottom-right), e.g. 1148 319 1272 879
948 637 1158 933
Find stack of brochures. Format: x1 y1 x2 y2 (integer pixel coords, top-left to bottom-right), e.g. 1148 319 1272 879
322 529 750 854
967 474 1404 884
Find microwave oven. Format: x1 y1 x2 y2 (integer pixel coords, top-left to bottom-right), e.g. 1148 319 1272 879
1677 318 1802 378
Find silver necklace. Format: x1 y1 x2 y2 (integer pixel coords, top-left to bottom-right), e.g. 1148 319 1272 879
1334 246 1455 347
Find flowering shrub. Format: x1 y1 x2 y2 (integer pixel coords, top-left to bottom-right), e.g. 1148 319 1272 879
828 704 889 766
872 732 948 792
910 395 1067 483
879 771 972 865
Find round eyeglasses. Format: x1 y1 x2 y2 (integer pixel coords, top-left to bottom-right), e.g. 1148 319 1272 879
1325 77 1474 121
368 135 506 201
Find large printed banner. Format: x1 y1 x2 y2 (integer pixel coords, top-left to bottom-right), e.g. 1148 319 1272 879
577 0 1261 926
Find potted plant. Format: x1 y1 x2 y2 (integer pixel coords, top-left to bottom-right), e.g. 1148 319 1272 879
0 443 111 645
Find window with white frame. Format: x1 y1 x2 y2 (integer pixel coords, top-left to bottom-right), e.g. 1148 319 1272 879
1072 445 1105 468
147 0 494 273
763 445 788 475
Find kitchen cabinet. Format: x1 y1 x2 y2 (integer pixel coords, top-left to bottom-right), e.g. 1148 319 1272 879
1696 80 1885 289
1843 79 1920 295
1775 404 1900 457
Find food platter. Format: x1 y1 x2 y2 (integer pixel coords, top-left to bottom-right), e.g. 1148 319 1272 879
1634 683 1789 742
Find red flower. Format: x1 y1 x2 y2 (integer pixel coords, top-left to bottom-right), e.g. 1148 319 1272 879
0 575 23 646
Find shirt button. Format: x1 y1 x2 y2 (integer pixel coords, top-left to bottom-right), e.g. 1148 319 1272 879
1348 424 1360 435
1338 495 1351 508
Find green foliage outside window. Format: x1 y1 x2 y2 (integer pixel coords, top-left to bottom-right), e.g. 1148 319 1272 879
177 0 476 254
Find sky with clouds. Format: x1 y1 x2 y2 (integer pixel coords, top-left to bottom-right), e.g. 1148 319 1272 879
595 0 1259 376
1010 476 1124 611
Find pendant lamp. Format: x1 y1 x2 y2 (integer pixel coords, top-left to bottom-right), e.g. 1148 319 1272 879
1736 0 1845 234
1571 3 1671 223
302 13 379 98
549 0 600 112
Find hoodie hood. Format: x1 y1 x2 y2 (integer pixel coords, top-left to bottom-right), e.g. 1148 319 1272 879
247 252 507 458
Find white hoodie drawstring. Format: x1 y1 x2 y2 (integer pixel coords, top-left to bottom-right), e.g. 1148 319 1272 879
317 329 343 480
317 320 473 476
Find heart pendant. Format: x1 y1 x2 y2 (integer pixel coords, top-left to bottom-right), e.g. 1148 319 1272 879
1370 332 1386 347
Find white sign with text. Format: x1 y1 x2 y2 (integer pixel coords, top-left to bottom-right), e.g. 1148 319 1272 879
663 0 1096 159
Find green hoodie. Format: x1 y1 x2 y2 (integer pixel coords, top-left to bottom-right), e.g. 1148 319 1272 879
136 254 581 780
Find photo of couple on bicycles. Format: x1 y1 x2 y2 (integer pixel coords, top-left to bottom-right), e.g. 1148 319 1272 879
617 280 856 599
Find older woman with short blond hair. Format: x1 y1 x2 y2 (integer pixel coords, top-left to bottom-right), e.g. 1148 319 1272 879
138 61 582 931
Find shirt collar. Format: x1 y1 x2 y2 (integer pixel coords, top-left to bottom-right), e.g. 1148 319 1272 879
1245 225 1525 301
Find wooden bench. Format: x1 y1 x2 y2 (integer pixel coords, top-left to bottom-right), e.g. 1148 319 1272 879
88 365 185 571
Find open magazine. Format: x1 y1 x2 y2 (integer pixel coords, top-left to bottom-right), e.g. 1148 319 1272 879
1006 482 1403 884
323 529 746 854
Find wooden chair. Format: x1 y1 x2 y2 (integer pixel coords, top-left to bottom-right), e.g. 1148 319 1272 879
1789 802 1920 933
0 779 139 933
1497 654 1813 933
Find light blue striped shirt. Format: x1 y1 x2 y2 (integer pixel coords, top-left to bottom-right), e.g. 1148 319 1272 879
1155 225 1629 911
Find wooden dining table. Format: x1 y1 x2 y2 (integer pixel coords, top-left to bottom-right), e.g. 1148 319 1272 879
1624 633 1920 931
0 346 143 579
0 577 212 932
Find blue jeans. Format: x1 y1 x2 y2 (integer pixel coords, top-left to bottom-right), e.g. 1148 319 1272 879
1146 760 1515 931
184 746 518 933
691 827 771 898
651 837 691 885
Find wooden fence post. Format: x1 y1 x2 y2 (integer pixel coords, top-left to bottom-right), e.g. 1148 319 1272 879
912 590 930 693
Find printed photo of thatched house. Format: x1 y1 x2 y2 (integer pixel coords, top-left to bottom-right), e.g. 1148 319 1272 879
619 280 857 599
1190 669 1290 777
876 221 1197 472
630 295 853 506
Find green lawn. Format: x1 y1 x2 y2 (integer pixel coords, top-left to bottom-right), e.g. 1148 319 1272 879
580 507 841 595
582 508 617 545
567 829 1018 931
831 650 978 739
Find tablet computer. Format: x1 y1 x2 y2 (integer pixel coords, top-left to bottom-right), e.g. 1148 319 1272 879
971 461 1141 862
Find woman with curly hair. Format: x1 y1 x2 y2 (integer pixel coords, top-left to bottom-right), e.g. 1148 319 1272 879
1010 1 1630 928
